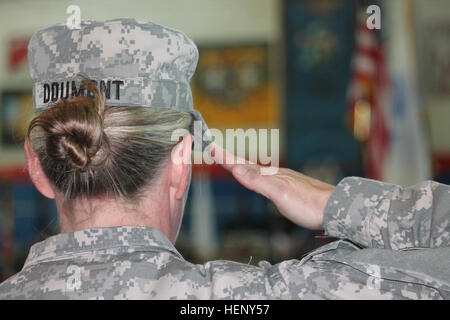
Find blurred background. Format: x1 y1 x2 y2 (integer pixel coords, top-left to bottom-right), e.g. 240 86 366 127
0 0 449 281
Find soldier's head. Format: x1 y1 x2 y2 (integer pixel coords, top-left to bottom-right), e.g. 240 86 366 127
24 19 208 242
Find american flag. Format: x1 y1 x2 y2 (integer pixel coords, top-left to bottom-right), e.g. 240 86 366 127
347 1 390 180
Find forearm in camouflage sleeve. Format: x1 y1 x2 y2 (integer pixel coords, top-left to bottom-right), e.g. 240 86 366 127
322 177 450 249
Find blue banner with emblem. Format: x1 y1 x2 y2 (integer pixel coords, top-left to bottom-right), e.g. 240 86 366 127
284 0 360 174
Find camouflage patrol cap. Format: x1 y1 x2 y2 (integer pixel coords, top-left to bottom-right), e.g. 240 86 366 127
27 18 210 151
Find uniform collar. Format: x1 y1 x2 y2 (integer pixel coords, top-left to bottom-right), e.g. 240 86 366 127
23 226 183 269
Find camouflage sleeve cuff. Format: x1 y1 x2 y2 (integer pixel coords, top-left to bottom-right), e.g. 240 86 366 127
322 176 397 247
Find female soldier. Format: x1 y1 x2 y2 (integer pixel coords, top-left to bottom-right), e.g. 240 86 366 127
0 19 449 299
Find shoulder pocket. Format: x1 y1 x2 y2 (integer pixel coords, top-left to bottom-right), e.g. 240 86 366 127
299 240 359 265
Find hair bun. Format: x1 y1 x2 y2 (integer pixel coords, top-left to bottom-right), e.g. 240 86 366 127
53 123 107 170
30 78 110 172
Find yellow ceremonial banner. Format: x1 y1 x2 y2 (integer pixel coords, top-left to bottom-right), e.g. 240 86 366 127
192 44 280 129
1 91 34 146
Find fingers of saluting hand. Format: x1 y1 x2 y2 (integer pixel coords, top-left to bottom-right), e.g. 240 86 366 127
210 143 254 172
210 143 278 198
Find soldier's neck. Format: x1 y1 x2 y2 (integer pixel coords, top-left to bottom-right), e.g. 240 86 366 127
54 187 173 241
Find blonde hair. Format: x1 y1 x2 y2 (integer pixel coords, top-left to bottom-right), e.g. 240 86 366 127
27 78 192 201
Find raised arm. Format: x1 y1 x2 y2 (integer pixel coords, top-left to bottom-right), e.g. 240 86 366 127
212 145 450 249
323 177 450 249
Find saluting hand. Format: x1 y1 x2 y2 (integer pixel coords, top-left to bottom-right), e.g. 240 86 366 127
211 144 335 230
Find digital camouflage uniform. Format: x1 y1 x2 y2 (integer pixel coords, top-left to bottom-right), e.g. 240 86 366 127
0 177 449 299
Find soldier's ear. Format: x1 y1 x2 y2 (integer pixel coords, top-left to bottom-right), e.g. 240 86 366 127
169 134 193 199
24 139 55 199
